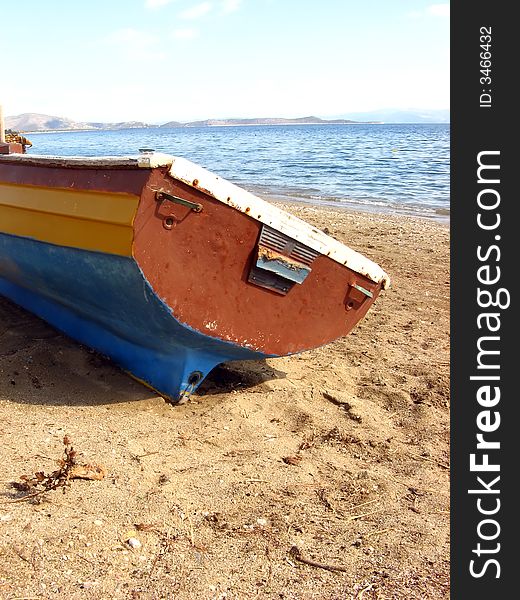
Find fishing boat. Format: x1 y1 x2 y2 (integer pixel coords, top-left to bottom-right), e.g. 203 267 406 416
0 124 390 403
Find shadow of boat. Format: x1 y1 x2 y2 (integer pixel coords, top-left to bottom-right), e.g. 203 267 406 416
0 296 283 407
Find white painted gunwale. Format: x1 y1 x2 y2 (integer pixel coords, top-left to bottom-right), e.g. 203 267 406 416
3 153 390 288
154 153 390 289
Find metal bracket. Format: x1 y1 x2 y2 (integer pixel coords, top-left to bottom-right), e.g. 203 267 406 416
351 283 373 299
155 190 203 213
345 282 373 311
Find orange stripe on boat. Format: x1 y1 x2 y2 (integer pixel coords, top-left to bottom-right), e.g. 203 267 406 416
0 183 138 255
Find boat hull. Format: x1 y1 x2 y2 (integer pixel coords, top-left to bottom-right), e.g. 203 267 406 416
0 153 389 402
0 232 270 401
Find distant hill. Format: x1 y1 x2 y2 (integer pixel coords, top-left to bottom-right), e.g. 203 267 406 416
159 120 185 128
6 113 153 132
6 113 87 132
333 109 450 124
6 112 378 133
85 121 152 130
162 116 367 128
6 110 450 133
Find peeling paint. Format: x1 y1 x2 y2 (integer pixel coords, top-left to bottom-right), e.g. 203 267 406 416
256 245 311 284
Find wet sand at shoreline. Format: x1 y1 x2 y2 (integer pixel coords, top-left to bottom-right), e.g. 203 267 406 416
0 204 449 599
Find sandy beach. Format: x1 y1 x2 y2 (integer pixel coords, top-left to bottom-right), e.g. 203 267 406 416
0 204 449 599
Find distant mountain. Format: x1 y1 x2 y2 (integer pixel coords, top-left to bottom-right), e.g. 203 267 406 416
6 113 87 132
6 113 153 132
85 121 152 130
333 109 450 124
162 116 367 128
7 112 379 133
160 120 185 128
6 110 450 133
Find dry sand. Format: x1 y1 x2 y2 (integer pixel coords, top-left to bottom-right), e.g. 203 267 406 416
0 204 450 600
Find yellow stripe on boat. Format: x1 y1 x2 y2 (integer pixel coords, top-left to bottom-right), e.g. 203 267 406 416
0 183 139 255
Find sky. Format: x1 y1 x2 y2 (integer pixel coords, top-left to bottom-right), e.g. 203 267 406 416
0 0 449 123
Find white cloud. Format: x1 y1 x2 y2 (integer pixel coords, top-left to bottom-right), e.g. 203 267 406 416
179 2 212 20
220 0 241 14
172 28 199 40
408 3 450 18
145 0 177 8
427 4 450 17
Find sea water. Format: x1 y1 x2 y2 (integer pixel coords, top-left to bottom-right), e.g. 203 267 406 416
27 123 450 220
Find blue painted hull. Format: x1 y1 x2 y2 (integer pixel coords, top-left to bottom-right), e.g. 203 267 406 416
0 233 272 402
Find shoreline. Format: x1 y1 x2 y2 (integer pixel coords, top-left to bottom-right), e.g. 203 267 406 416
265 192 450 224
242 180 450 224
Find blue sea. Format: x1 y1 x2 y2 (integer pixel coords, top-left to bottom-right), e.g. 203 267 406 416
27 123 450 220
